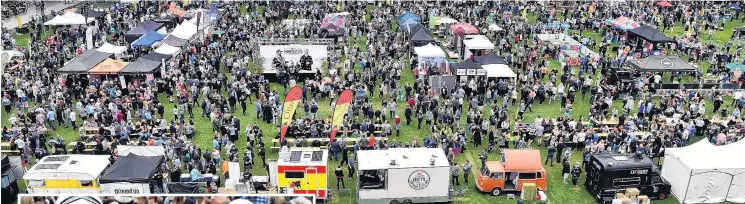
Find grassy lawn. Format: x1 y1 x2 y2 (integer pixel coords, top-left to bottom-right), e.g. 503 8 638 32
9 6 744 204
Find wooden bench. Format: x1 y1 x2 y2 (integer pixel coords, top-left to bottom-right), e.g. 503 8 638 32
1 142 11 150
1 149 19 155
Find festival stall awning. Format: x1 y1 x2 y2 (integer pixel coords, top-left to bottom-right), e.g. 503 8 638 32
474 53 507 65
437 17 457 25
120 52 171 75
400 18 420 30
628 56 697 72
657 0 672 7
398 12 420 23
605 16 640 30
43 12 95 25
97 42 128 55
414 43 447 58
628 25 675 43
170 21 198 40
125 21 165 43
87 58 129 75
482 64 516 78
57 50 113 74
86 10 105 18
453 60 482 70
450 22 479 34
463 35 494 50
131 31 166 47
410 29 436 44
161 35 188 47
99 154 164 184
488 24 504 31
154 44 181 55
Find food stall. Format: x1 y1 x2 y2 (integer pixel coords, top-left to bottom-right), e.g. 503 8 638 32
356 148 452 204
273 148 329 199
99 154 165 194
462 35 494 61
413 43 449 77
476 149 547 197
23 155 110 193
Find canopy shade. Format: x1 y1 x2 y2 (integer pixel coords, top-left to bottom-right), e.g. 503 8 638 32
170 21 198 40
474 53 507 65
88 58 128 74
131 31 166 47
450 22 479 34
628 25 675 43
125 21 164 43
86 10 105 18
97 42 128 55
628 56 697 72
120 53 171 74
400 18 420 30
154 44 181 55
414 43 446 58
57 50 113 74
161 35 188 47
657 0 672 7
437 17 457 24
463 35 494 50
453 60 482 69
483 64 516 78
44 12 95 25
398 12 420 23
99 154 164 184
410 28 436 43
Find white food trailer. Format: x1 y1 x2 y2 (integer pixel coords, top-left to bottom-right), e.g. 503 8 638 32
356 148 452 204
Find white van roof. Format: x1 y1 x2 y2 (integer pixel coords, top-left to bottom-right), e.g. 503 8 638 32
357 148 450 170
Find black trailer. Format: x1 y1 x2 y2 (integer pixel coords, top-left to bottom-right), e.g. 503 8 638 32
1 155 19 204
584 153 671 203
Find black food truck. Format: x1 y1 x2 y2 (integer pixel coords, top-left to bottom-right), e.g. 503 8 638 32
1 155 19 204
584 153 671 203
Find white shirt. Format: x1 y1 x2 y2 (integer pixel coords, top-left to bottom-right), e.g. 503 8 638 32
69 112 76 121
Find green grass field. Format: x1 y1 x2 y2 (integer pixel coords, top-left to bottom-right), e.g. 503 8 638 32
7 7 743 204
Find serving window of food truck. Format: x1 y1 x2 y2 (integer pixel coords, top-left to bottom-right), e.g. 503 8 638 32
476 149 547 196
585 153 671 203
23 155 110 194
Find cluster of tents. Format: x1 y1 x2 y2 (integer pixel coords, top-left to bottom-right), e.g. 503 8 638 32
399 12 438 45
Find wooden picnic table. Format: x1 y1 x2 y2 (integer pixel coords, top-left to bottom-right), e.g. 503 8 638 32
271 137 389 146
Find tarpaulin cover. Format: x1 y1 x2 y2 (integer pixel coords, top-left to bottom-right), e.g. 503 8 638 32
131 31 166 47
99 154 164 184
161 35 188 47
166 182 205 193
57 50 113 74
628 25 675 43
628 56 697 72
474 53 507 65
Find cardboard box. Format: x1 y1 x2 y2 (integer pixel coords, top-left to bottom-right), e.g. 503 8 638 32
521 183 537 200
637 195 650 204
625 188 640 196
615 193 627 199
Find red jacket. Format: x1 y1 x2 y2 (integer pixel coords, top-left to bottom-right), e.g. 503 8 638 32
394 118 401 125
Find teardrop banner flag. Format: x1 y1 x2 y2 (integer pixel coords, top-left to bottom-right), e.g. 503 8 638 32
280 86 303 143
330 90 353 142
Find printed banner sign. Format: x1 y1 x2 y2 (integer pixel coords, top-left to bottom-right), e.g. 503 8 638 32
330 90 353 142
280 86 303 142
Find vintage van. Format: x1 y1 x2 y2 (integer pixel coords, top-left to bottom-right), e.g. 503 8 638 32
475 149 548 196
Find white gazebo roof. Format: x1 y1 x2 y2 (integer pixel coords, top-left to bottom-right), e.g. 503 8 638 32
154 44 181 55
463 35 494 50
414 44 447 58
43 12 95 25
97 42 127 55
437 17 457 24
482 64 516 78
488 24 503 31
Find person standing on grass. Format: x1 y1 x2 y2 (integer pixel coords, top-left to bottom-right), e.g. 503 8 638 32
463 161 472 185
571 163 582 185
451 162 460 186
562 159 570 184
335 165 345 189
545 142 556 167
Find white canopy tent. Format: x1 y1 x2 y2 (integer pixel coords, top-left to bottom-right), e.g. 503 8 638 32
413 44 449 76
437 17 457 24
154 44 181 56
117 145 166 157
44 12 95 25
462 35 494 60
482 64 516 78
170 21 198 40
97 42 128 55
414 43 447 58
488 24 503 31
662 140 745 203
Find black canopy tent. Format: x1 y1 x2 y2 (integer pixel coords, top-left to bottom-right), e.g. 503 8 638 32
410 28 437 44
119 52 172 75
627 56 697 72
161 35 188 47
473 53 507 65
86 10 105 18
453 59 482 69
57 50 113 74
628 25 675 43
125 21 165 43
99 154 164 184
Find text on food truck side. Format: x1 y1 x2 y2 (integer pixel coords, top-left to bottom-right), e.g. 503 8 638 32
408 170 431 190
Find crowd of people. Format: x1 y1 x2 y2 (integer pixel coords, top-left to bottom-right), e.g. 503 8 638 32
2 0 745 198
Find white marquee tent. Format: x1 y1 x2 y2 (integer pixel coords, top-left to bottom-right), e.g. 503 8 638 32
117 145 166 157
97 42 128 55
414 43 447 58
170 21 198 40
662 140 745 203
482 64 516 78
44 12 95 25
154 44 181 56
462 35 494 60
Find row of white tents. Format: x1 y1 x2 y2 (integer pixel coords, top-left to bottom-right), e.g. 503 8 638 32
662 139 745 203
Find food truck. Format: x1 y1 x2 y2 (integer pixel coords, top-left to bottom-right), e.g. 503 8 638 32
585 153 671 203
23 155 110 193
356 148 452 204
275 148 329 199
2 155 19 203
476 149 547 196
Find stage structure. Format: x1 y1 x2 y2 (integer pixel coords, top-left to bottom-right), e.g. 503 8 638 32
259 38 332 75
